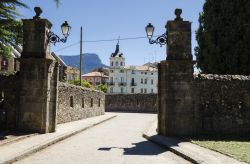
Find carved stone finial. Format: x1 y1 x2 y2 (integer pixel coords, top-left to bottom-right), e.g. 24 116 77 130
33 7 42 19
175 8 183 21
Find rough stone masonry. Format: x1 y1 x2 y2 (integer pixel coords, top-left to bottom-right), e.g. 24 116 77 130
158 9 250 137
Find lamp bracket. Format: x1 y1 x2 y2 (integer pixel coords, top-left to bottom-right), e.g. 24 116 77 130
149 33 167 47
47 31 67 45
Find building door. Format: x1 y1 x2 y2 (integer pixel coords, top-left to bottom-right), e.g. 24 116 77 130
0 91 7 130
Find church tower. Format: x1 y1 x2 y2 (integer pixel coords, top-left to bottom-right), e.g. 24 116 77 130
109 41 125 67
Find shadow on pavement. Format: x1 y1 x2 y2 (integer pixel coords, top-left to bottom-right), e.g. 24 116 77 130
0 130 35 141
98 140 167 156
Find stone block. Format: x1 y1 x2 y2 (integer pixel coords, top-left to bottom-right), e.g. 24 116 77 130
22 19 52 59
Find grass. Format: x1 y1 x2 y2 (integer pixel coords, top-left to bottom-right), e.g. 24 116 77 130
191 136 250 163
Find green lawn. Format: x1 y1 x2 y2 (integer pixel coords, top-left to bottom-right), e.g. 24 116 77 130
191 138 250 163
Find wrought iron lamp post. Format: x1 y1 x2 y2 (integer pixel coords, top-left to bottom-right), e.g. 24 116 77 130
145 23 167 47
33 7 71 45
48 21 71 45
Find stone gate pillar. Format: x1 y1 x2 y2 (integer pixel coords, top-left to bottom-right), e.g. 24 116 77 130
18 9 58 133
158 9 194 136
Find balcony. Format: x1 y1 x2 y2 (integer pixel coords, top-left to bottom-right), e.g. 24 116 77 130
119 82 127 86
130 82 137 86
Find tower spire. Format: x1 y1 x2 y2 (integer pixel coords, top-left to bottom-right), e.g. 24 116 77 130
115 36 120 54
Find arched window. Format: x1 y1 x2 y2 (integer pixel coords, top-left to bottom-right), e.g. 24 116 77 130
120 62 123 66
111 61 114 66
115 61 119 66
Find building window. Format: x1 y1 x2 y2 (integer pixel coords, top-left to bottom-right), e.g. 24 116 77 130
1 59 8 71
131 88 134 93
70 96 74 107
120 70 124 73
141 78 143 84
110 70 114 73
14 58 17 71
115 61 119 66
131 78 135 83
145 72 147 75
151 72 154 75
120 62 123 66
90 98 93 107
151 89 154 93
141 88 143 93
120 77 124 83
98 98 101 107
121 87 124 93
141 72 143 74
111 61 114 66
144 88 147 93
131 70 135 74
145 79 147 84
110 87 113 93
151 79 153 84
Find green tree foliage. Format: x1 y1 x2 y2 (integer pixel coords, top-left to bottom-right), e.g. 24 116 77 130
82 80 91 88
0 0 27 58
0 0 60 58
68 79 92 89
97 84 108 93
195 0 250 75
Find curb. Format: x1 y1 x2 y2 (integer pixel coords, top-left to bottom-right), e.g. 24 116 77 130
1 115 117 164
0 134 38 147
142 133 200 164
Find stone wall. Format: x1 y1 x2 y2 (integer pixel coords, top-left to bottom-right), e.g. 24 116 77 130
105 94 157 113
0 74 19 130
193 74 250 135
57 82 105 124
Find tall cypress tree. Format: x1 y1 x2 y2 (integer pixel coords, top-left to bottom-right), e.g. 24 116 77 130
195 0 250 75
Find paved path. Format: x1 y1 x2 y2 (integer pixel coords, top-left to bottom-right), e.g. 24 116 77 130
15 113 190 164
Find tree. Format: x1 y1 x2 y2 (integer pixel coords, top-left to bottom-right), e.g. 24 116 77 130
195 0 250 75
68 79 92 89
0 0 27 58
0 0 60 58
97 84 108 93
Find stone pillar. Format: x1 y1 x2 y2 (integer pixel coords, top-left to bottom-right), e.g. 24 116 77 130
158 9 194 136
18 14 58 133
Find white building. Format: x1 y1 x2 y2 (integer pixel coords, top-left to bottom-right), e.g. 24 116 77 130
108 42 158 94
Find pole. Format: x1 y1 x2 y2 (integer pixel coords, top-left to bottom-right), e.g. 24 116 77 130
80 26 83 86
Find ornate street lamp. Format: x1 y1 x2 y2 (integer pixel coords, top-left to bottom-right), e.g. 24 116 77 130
48 21 71 45
145 23 167 47
33 7 71 45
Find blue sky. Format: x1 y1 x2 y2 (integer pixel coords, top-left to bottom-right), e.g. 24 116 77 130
19 0 205 65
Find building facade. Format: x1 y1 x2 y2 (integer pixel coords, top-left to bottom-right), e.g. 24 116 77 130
108 43 158 94
66 66 80 81
82 71 108 86
0 45 21 74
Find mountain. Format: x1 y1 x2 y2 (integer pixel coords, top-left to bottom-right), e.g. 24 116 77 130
59 53 107 74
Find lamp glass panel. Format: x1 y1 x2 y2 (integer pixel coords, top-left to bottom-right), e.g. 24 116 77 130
146 24 154 39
